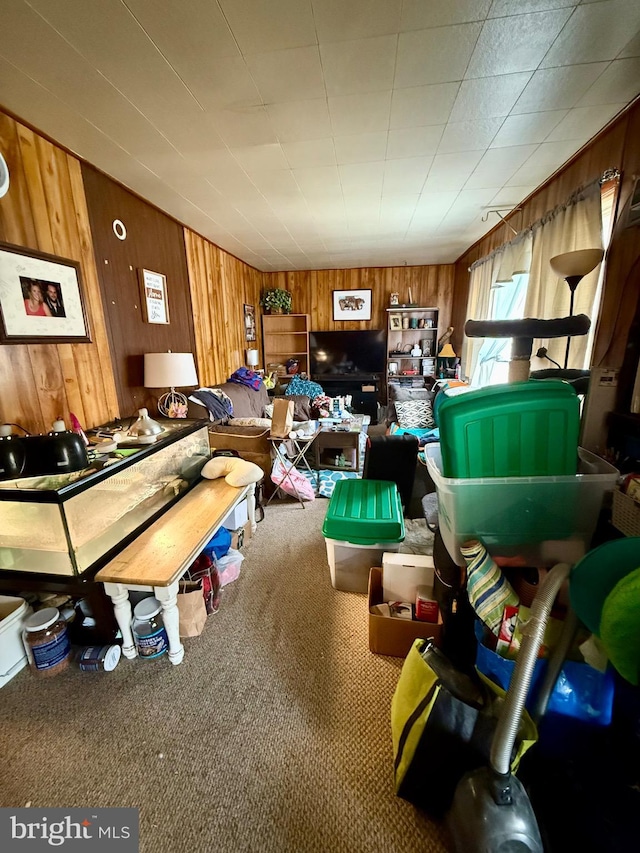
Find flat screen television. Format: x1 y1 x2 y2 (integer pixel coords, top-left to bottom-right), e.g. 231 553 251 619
309 330 386 378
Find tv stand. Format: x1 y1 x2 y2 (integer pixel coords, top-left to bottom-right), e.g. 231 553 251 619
316 376 382 424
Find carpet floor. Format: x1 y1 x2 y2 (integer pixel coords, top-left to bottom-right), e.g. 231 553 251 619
0 497 447 853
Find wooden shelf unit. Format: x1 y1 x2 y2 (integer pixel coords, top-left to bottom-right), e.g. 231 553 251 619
386 307 439 392
262 313 310 380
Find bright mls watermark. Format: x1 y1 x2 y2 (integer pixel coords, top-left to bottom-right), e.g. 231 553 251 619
0 808 139 851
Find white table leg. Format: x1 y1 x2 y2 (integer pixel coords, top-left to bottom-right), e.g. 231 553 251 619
247 482 257 533
154 581 184 665
103 582 137 659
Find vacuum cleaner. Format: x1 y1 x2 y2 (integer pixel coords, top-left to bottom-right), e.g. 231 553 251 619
447 562 575 853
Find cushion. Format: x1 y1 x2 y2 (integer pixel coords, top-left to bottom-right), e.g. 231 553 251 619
387 385 433 424
201 457 263 486
230 417 272 429
395 399 435 430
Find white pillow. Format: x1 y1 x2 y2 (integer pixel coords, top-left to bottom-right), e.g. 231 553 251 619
230 417 272 429
201 457 263 486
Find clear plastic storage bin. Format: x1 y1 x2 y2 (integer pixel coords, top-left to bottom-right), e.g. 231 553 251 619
426 444 618 567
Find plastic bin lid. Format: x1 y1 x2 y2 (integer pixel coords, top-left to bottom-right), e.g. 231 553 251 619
437 380 580 479
322 479 405 544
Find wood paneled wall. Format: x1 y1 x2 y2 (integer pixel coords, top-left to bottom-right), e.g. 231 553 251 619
266 265 455 333
0 112 119 433
184 230 265 386
452 100 640 372
82 164 197 418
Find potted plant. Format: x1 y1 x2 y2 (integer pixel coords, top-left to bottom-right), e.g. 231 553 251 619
260 288 292 314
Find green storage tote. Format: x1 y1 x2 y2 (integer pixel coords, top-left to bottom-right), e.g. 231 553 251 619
437 380 580 479
323 479 405 593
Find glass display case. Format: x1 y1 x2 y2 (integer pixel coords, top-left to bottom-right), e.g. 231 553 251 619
0 420 210 577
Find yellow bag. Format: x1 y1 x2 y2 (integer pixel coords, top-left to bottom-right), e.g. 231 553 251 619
391 639 537 816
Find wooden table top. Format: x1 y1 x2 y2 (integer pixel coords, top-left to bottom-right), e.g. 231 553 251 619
95 478 248 588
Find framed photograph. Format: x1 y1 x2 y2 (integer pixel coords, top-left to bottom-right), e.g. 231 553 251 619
332 289 372 321
139 268 169 324
389 313 402 331
0 242 91 344
244 303 256 342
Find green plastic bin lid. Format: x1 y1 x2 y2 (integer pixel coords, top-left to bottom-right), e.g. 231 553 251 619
322 479 405 545
437 380 580 478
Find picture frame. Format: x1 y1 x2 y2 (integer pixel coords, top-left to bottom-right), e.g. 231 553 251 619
139 268 170 324
389 313 402 331
0 241 91 344
332 289 372 321
244 303 256 342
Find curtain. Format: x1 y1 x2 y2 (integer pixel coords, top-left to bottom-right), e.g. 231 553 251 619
526 179 603 369
462 252 501 383
465 232 532 386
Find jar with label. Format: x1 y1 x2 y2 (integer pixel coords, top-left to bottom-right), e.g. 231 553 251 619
23 607 72 677
132 597 168 659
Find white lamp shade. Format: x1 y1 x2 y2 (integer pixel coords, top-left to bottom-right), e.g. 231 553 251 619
144 352 198 388
549 249 603 279
246 349 259 367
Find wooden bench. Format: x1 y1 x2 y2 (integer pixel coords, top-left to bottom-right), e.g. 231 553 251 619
95 478 256 665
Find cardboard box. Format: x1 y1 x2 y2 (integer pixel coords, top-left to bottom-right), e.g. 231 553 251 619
381 552 435 602
230 520 253 550
368 567 443 657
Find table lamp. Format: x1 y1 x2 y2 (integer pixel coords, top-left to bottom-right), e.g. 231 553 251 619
246 348 259 369
549 248 603 368
144 351 198 417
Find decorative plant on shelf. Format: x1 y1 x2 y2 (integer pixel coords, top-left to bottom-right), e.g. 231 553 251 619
260 288 292 314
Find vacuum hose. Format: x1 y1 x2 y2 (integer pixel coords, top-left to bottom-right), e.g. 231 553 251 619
490 562 572 776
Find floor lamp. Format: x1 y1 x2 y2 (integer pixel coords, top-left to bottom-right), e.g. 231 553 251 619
549 249 604 368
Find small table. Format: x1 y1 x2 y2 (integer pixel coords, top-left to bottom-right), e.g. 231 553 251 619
313 423 364 473
267 429 320 507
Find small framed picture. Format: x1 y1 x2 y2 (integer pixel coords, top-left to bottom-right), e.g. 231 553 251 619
333 289 372 321
389 314 402 331
139 269 169 324
626 175 640 228
244 303 256 341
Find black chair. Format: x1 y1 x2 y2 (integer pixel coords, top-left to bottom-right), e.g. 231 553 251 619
363 433 419 512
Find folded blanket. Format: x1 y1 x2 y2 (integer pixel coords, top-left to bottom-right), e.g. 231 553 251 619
228 367 262 390
189 388 233 421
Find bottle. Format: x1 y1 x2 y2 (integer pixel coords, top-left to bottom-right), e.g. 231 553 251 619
132 597 169 659
23 607 72 677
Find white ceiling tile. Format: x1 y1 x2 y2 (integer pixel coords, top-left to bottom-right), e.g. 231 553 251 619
127 0 239 57
217 0 317 54
387 126 445 159
466 9 572 77
423 151 485 191
282 138 336 168
488 0 579 15
441 187 502 225
320 35 397 97
382 158 433 194
395 24 483 88
414 190 460 217
437 117 504 153
339 161 385 193
390 83 459 129
618 31 640 58
293 165 343 197
246 46 325 103
328 91 392 136
334 132 388 164
449 72 532 122
511 63 607 114
401 0 491 30
312 0 402 43
490 110 568 147
577 58 640 107
541 0 640 67
249 169 302 197
464 145 538 188
230 143 289 173
266 99 332 141
489 185 537 206
505 140 579 185
545 103 627 142
212 106 278 146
